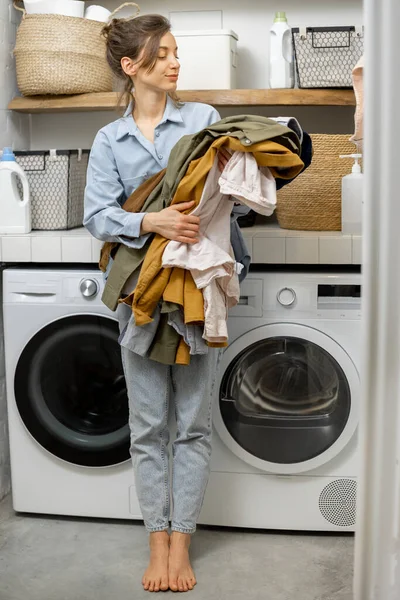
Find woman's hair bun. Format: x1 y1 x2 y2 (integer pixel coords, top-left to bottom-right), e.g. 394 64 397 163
101 20 114 41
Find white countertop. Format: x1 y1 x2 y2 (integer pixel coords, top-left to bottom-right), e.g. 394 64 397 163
0 223 362 265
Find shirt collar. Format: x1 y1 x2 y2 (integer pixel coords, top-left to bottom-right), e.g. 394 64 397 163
116 95 183 141
160 95 184 125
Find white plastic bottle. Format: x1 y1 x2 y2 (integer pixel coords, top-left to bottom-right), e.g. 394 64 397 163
340 153 364 235
0 147 31 234
269 11 294 89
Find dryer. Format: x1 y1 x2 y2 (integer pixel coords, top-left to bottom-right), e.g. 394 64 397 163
199 270 361 531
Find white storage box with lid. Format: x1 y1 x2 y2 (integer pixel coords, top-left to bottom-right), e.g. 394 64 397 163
173 30 238 90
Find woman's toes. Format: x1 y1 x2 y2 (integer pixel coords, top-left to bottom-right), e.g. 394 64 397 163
160 576 169 591
154 578 161 592
149 580 155 592
143 578 149 590
169 579 178 592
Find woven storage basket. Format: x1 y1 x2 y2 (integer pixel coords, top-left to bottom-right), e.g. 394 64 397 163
13 1 140 96
276 134 360 231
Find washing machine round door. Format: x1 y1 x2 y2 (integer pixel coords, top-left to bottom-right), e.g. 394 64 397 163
14 314 129 468
213 323 359 474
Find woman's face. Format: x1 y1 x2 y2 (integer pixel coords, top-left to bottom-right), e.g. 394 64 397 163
134 32 180 92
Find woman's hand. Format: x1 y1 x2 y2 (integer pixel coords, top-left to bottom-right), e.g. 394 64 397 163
141 201 200 244
217 147 233 172
140 148 232 243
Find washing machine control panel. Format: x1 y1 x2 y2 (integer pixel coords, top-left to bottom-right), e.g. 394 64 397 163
230 272 362 320
277 287 296 307
3 270 108 307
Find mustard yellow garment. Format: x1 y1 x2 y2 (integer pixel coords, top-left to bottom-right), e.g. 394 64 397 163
175 337 191 366
124 136 304 332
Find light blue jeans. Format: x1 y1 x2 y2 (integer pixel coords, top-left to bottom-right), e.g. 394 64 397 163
118 305 222 534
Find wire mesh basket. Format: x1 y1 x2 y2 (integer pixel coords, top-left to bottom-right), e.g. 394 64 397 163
15 150 89 230
292 26 364 88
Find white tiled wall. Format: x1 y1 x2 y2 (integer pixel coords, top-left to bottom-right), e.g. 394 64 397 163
0 0 30 502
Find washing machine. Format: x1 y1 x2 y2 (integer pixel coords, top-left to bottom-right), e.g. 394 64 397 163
198 270 361 531
3 267 141 520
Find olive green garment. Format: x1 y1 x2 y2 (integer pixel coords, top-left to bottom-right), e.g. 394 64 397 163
147 301 182 365
147 313 181 365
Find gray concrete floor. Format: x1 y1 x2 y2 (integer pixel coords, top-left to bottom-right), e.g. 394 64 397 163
0 494 354 600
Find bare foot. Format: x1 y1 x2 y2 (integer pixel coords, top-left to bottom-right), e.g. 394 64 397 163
168 532 197 592
142 530 170 592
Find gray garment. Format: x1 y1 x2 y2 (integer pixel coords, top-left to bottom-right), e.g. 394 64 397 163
119 310 222 533
234 225 250 283
271 116 304 145
118 300 208 358
230 206 251 282
167 309 208 355
118 302 161 357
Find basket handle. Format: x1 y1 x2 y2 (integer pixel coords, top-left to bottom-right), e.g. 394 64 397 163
312 29 351 50
12 0 140 20
109 2 141 20
13 0 26 17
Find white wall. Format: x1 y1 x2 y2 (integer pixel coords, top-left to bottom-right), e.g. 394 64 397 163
0 0 30 502
89 0 364 90
30 0 363 150
0 1 30 151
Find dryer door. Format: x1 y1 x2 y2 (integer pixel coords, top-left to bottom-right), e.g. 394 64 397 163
14 314 129 467
213 323 359 474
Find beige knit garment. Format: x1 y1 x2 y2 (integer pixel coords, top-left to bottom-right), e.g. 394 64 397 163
350 55 364 151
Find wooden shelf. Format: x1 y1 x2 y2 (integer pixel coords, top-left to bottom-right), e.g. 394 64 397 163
8 89 355 113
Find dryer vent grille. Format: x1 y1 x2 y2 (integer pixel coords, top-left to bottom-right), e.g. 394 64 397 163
319 479 357 527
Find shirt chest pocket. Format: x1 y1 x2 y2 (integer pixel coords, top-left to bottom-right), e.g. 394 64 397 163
121 175 147 197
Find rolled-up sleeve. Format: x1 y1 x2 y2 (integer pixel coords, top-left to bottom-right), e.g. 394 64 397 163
83 130 150 249
207 107 221 126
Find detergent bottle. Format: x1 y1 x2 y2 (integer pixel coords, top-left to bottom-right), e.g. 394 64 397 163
269 11 294 89
0 147 31 234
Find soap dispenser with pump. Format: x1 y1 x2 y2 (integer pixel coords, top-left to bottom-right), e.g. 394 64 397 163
339 153 363 235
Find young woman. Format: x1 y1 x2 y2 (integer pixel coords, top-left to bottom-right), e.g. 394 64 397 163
84 13 231 594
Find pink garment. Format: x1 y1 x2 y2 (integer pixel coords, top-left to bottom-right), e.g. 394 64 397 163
161 152 276 344
350 55 364 151
218 151 276 215
162 157 238 343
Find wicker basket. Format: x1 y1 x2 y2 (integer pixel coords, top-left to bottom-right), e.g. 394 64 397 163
13 1 140 96
276 134 360 231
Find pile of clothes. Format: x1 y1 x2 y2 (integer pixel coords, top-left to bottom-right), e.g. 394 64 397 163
100 114 313 365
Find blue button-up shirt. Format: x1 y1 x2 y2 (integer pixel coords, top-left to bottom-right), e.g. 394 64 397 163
83 96 221 249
